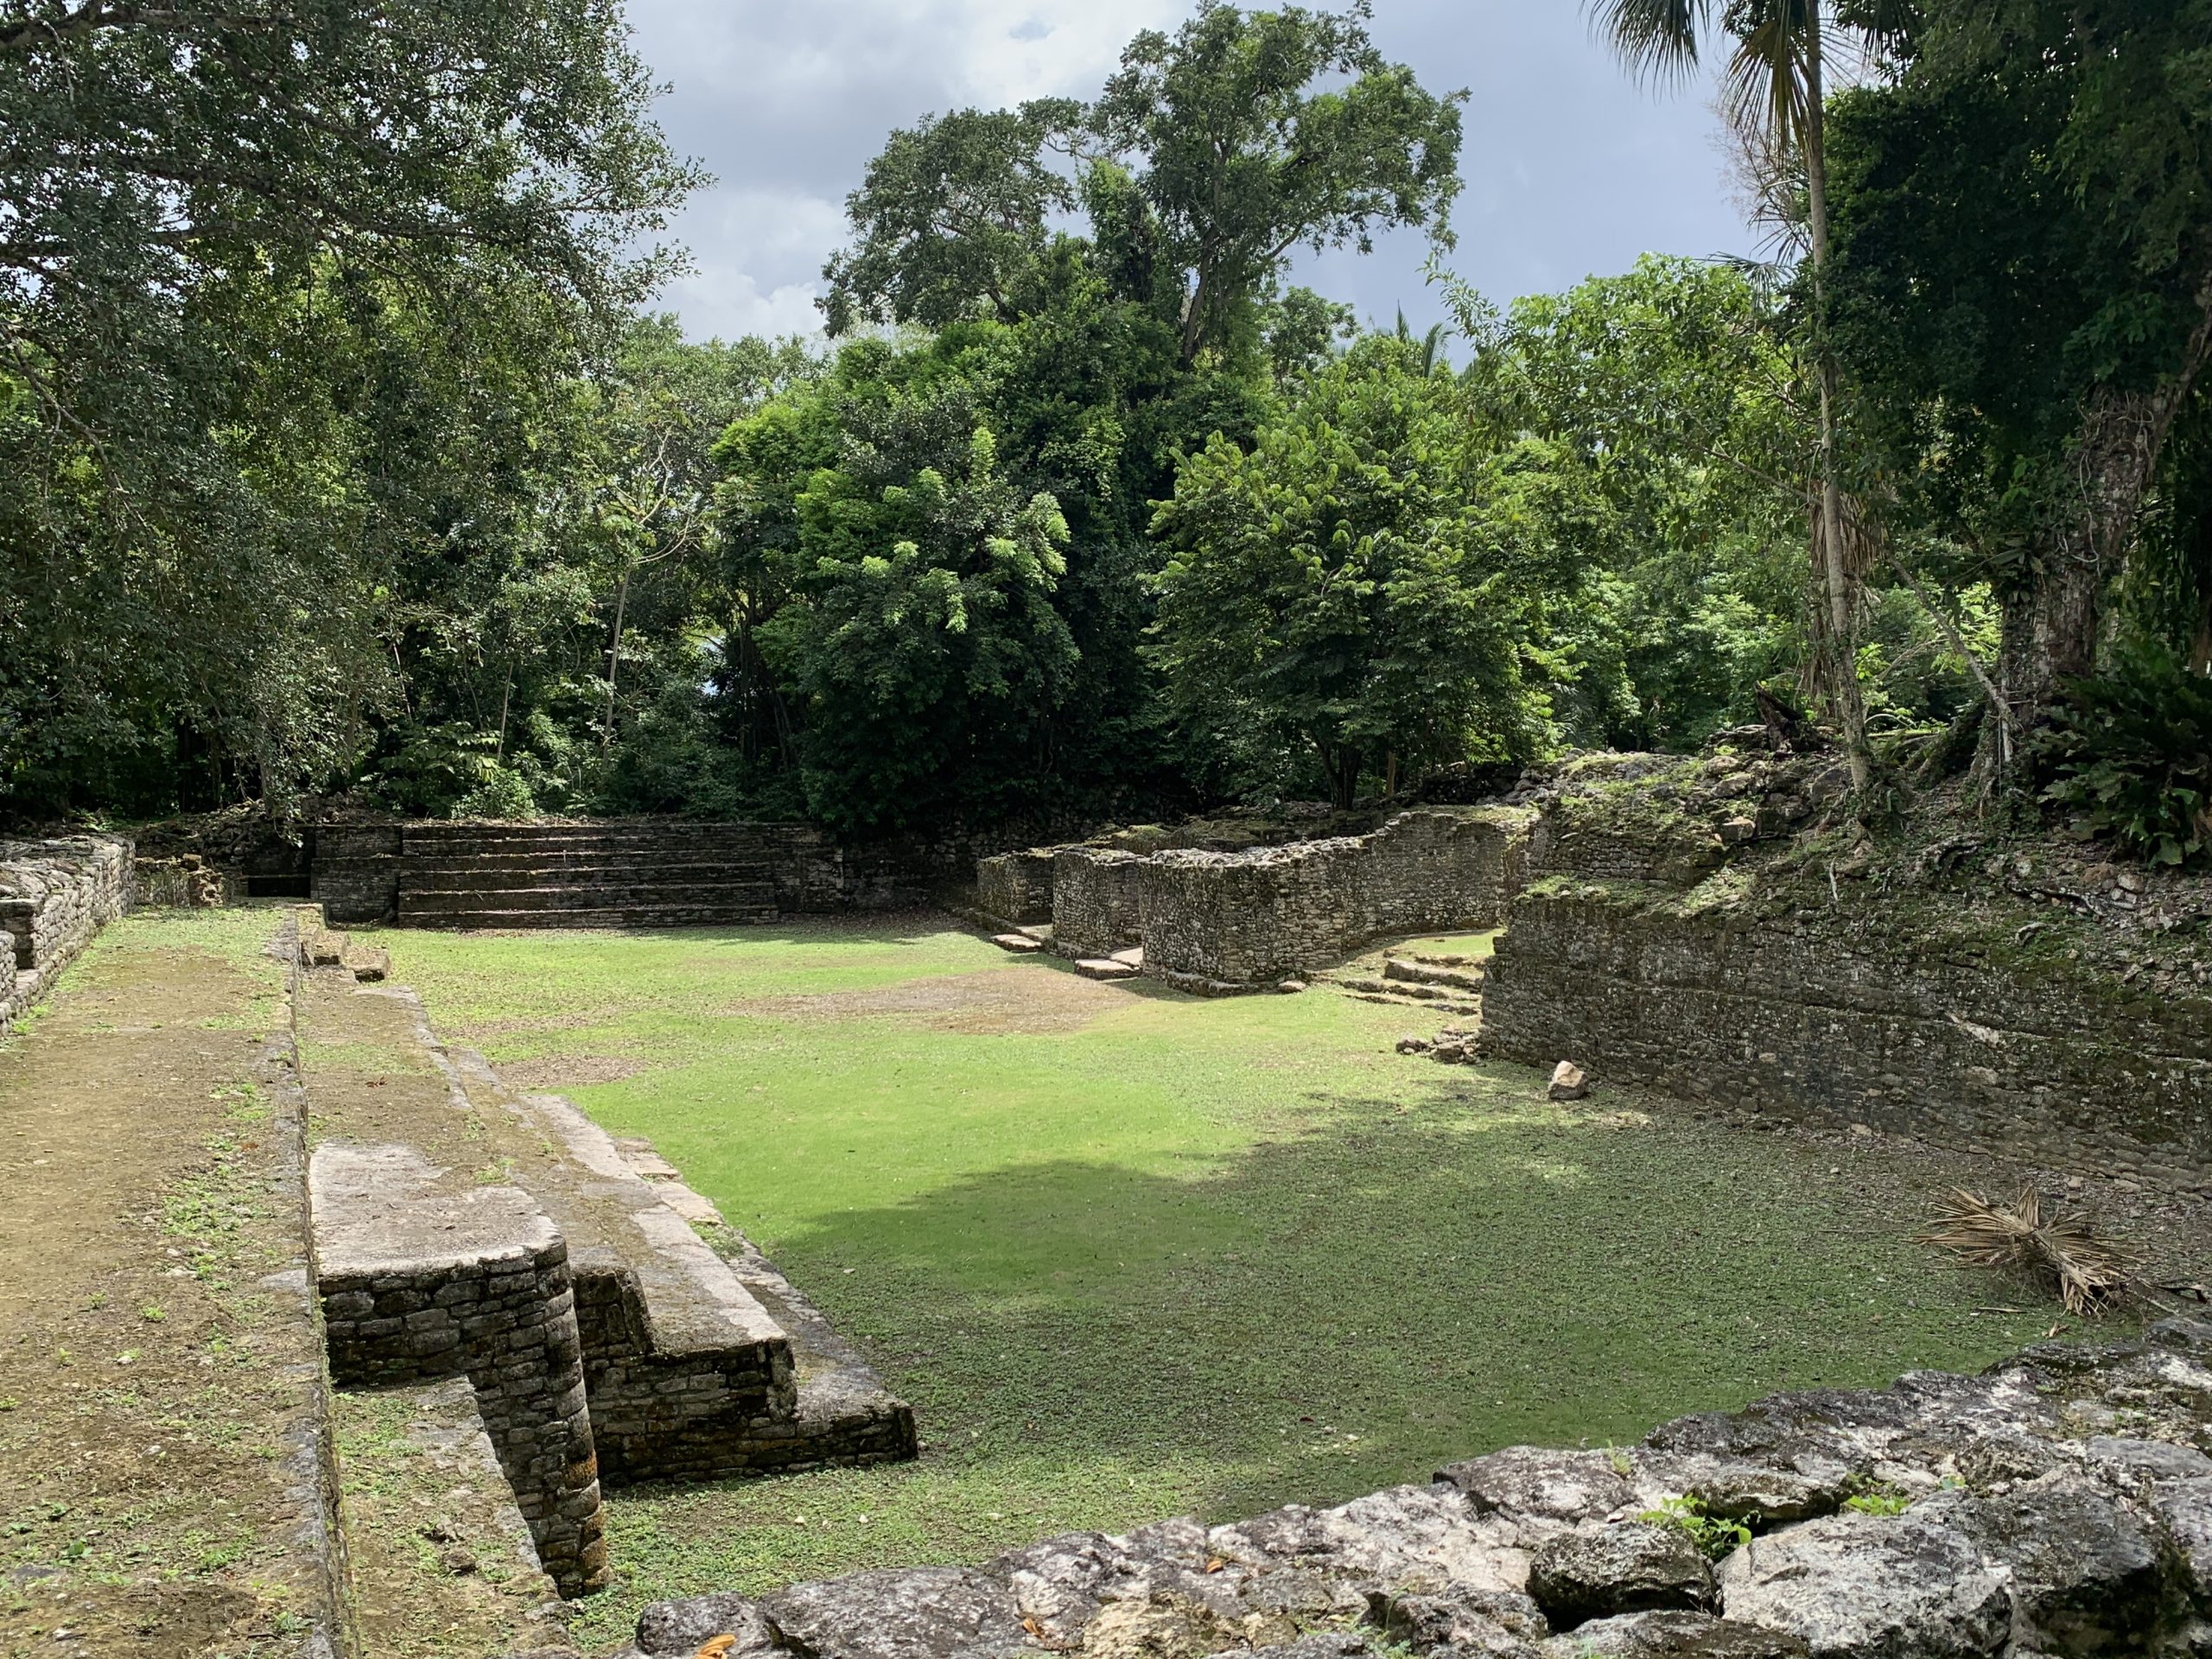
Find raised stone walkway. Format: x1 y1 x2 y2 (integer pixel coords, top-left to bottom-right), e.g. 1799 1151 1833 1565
619 1319 2212 1658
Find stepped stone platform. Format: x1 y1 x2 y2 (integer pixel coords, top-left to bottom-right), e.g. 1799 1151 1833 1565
393 821 781 929
314 817 971 929
292 911 915 1604
620 1319 2212 1659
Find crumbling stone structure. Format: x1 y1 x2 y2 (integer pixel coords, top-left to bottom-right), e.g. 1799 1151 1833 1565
620 1318 2212 1658
0 835 132 1030
976 808 1535 992
313 1141 610 1596
1480 876 2212 1186
1137 807 1533 991
1052 847 1148 960
976 849 1057 926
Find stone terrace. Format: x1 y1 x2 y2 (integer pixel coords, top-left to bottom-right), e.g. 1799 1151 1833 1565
292 912 916 1597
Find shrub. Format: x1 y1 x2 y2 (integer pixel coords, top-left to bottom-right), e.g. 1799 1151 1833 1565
2040 645 2212 867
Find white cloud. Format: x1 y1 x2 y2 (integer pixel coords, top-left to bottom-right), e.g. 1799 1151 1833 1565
620 0 1752 342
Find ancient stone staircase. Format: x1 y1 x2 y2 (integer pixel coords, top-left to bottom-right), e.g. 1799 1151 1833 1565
396 820 781 928
1317 947 1486 1016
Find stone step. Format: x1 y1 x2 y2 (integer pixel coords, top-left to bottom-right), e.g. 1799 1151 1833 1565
991 932 1046 953
399 881 775 913
400 906 779 930
1073 957 1140 981
399 855 773 882
1382 957 1485 992
399 830 782 855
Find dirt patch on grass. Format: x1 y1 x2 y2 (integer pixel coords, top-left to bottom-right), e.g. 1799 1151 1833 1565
0 912 336 1657
496 1052 646 1088
728 963 1154 1035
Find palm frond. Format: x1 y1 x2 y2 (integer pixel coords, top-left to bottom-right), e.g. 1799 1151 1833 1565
1585 0 1715 85
1719 0 1812 156
1919 1185 2141 1317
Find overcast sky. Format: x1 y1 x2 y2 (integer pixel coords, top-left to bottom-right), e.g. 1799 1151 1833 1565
624 0 1755 346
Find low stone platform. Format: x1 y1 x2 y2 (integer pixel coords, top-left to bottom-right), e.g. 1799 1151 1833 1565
620 1319 2212 1658
293 911 915 1603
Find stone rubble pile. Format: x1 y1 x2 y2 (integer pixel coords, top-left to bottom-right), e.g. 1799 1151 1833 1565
613 1319 2212 1659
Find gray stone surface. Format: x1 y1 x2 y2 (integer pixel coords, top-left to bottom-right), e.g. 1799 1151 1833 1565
1539 1611 1809 1659
629 1328 2212 1659
1438 1446 1636 1529
634 1591 779 1654
1921 1480 2169 1654
1527 1522 1713 1625
1713 1511 2009 1658
760 1567 1029 1659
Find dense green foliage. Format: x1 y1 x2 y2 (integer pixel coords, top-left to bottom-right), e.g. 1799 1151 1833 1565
0 0 700 815
1151 338 1612 805
3 0 2207 859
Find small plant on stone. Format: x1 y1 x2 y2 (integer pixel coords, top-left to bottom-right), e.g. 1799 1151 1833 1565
1841 1489 1911 1516
1638 1494 1751 1559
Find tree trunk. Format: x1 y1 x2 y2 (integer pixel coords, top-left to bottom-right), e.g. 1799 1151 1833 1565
601 563 632 755
1802 11 1872 796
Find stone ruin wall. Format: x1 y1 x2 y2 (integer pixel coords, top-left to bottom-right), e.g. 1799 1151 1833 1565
1479 877 2212 1188
1136 807 1533 990
1052 848 1148 959
975 849 1056 926
1471 747 2212 1187
976 807 1536 989
0 834 133 1030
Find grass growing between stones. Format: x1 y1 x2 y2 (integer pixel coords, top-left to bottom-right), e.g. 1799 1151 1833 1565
381 917 2074 1649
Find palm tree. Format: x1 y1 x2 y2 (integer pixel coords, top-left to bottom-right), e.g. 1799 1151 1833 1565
1586 0 1904 791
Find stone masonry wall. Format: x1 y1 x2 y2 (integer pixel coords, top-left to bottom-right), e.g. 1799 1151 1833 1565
975 849 1057 926
311 1142 608 1597
1138 807 1534 991
0 835 133 1030
1479 877 2212 1187
1051 848 1147 958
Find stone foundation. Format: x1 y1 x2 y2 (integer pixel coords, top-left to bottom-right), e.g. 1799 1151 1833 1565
0 835 132 1029
620 1319 2212 1658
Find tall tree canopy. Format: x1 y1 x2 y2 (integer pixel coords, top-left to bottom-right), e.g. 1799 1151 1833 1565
0 0 700 813
1825 0 2212 774
821 2 1464 366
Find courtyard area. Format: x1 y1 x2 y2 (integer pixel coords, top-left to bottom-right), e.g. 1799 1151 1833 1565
375 915 2074 1648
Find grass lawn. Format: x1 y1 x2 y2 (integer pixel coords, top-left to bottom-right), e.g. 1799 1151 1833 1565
379 916 2067 1649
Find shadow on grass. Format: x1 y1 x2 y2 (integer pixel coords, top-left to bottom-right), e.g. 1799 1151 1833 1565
758 1087 2054 1522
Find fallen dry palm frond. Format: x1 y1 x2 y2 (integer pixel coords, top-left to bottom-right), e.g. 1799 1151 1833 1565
1919 1185 2142 1317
